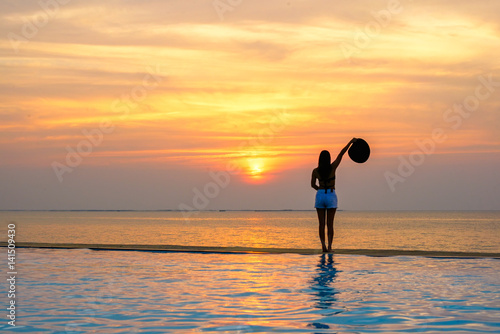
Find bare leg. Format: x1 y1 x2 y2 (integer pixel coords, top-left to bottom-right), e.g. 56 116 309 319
327 208 336 252
316 208 327 252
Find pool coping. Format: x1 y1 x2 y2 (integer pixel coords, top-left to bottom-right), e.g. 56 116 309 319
1 242 499 258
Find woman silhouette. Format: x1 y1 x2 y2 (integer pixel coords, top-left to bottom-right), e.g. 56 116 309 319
311 138 357 252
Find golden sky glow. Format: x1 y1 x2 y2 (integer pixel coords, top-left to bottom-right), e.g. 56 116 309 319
1 0 499 210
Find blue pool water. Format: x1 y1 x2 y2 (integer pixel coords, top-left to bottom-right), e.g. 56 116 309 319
2 248 499 333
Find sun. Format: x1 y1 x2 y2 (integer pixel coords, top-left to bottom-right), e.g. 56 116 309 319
246 158 266 183
250 164 262 177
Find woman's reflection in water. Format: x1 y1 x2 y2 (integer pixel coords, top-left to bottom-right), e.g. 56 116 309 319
308 253 339 330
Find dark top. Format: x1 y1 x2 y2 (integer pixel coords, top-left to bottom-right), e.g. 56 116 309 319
318 169 336 193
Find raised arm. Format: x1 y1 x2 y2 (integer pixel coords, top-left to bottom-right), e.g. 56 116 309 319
332 138 357 168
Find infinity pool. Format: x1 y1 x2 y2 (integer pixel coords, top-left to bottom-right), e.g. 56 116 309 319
2 248 499 333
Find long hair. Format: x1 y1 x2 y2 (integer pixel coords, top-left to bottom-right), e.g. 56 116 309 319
318 150 332 181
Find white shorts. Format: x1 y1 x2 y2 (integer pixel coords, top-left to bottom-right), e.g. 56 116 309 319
315 189 337 209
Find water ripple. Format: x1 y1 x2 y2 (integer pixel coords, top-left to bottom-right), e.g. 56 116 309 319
1 249 499 333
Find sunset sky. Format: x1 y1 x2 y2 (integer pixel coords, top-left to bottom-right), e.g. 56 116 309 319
1 0 499 210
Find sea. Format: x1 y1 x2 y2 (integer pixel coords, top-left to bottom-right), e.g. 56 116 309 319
1 210 499 333
2 210 500 252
